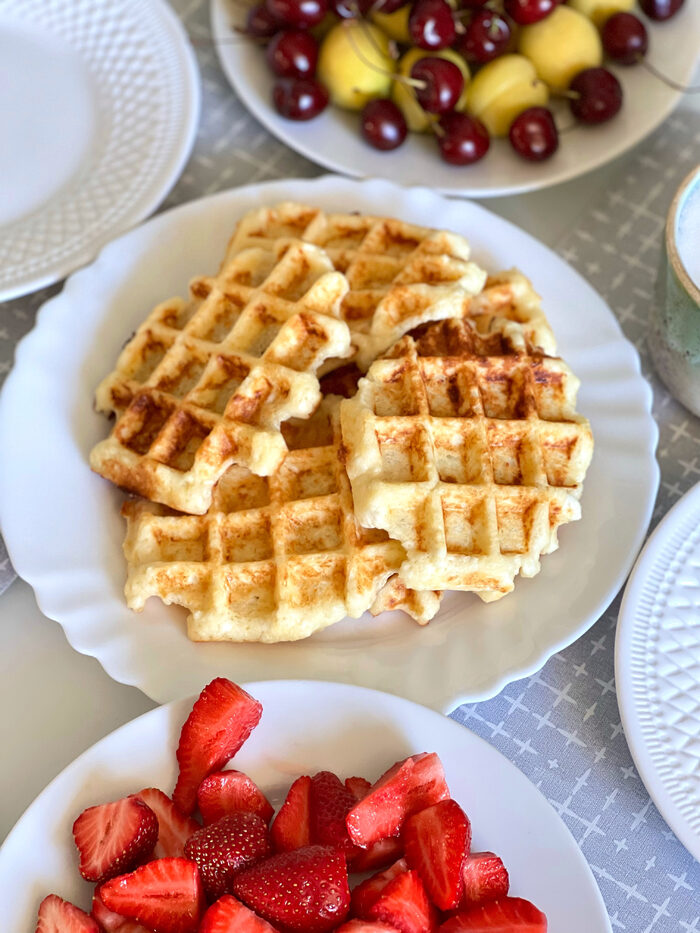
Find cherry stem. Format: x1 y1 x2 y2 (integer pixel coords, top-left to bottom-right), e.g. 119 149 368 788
641 58 700 93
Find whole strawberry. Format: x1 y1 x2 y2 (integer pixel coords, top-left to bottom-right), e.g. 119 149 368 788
184 812 271 900
233 844 350 933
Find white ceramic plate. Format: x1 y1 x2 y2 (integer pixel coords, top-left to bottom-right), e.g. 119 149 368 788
0 680 612 932
0 176 659 710
210 0 699 198
616 481 700 864
0 0 200 301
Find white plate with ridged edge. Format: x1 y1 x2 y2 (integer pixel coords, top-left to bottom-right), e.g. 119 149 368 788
0 680 612 932
0 176 659 710
0 0 200 301
616 481 700 863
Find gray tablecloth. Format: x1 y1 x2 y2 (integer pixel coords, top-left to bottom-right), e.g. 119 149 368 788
1 0 700 927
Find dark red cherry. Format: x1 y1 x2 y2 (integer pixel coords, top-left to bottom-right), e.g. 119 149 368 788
409 0 456 51
330 0 373 15
456 11 511 64
509 107 559 161
266 0 328 28
639 0 684 21
411 57 464 114
602 12 648 65
273 78 329 118
437 112 490 165
503 0 558 26
246 3 278 38
569 67 622 124
361 99 408 150
266 30 318 78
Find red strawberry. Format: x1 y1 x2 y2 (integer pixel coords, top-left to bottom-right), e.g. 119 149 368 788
184 812 271 900
133 788 200 858
91 889 152 933
351 859 408 917
337 923 401 933
198 771 274 826
270 776 312 852
173 679 263 816
36 894 99 933
232 844 350 933
345 777 402 872
199 894 279 932
72 797 158 883
345 777 372 800
460 853 509 907
99 857 205 933
438 898 547 932
367 870 437 933
310 771 358 853
403 800 471 910
346 754 450 848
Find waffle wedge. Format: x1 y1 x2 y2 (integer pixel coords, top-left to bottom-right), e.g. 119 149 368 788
341 319 593 600
90 241 352 514
223 202 487 369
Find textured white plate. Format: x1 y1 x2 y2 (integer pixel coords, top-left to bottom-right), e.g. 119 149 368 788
0 176 659 710
0 0 200 301
210 0 700 198
616 481 700 863
0 680 612 932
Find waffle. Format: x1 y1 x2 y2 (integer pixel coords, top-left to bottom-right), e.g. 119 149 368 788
222 202 487 369
121 403 440 642
340 319 593 600
90 241 352 514
463 270 556 355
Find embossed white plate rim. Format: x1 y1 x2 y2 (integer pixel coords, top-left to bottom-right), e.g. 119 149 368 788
616 480 700 863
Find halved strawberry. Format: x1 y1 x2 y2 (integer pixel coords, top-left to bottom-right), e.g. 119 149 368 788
438 898 547 932
460 853 509 908
367 870 437 933
198 771 274 826
310 771 358 854
349 836 405 873
184 812 271 900
72 797 158 883
36 894 99 933
99 857 205 933
336 922 401 933
91 889 152 933
403 800 471 910
199 894 279 932
351 859 408 918
233 844 350 933
345 777 372 800
270 776 312 852
133 788 200 858
346 754 450 848
173 679 263 816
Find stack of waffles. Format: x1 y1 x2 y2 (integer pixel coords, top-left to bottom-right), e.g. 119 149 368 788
89 203 593 643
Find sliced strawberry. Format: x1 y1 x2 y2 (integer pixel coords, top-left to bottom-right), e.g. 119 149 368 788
184 812 271 900
199 894 279 932
197 771 274 826
36 894 99 933
99 857 205 933
270 776 312 852
72 797 158 883
345 777 372 800
91 889 153 933
310 771 358 853
133 788 200 858
403 800 471 911
173 679 263 816
232 844 350 933
351 859 408 918
336 922 401 933
367 870 437 933
346 754 450 848
438 898 547 932
345 776 403 872
460 853 509 908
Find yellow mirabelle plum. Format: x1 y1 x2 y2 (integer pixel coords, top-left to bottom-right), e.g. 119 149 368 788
317 21 394 111
465 53 548 137
568 0 635 27
518 6 602 90
371 5 410 42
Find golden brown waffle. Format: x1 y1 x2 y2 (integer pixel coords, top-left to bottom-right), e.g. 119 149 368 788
463 269 556 355
223 202 487 369
121 403 440 642
90 241 352 514
340 319 593 600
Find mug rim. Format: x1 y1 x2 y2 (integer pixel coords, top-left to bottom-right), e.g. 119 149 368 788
667 164 700 307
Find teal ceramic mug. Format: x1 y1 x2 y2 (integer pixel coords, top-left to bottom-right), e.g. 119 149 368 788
649 164 700 417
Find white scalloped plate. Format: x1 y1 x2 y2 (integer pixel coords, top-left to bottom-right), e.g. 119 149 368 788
616 481 700 863
0 177 659 710
0 681 611 932
0 0 200 301
210 0 700 198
